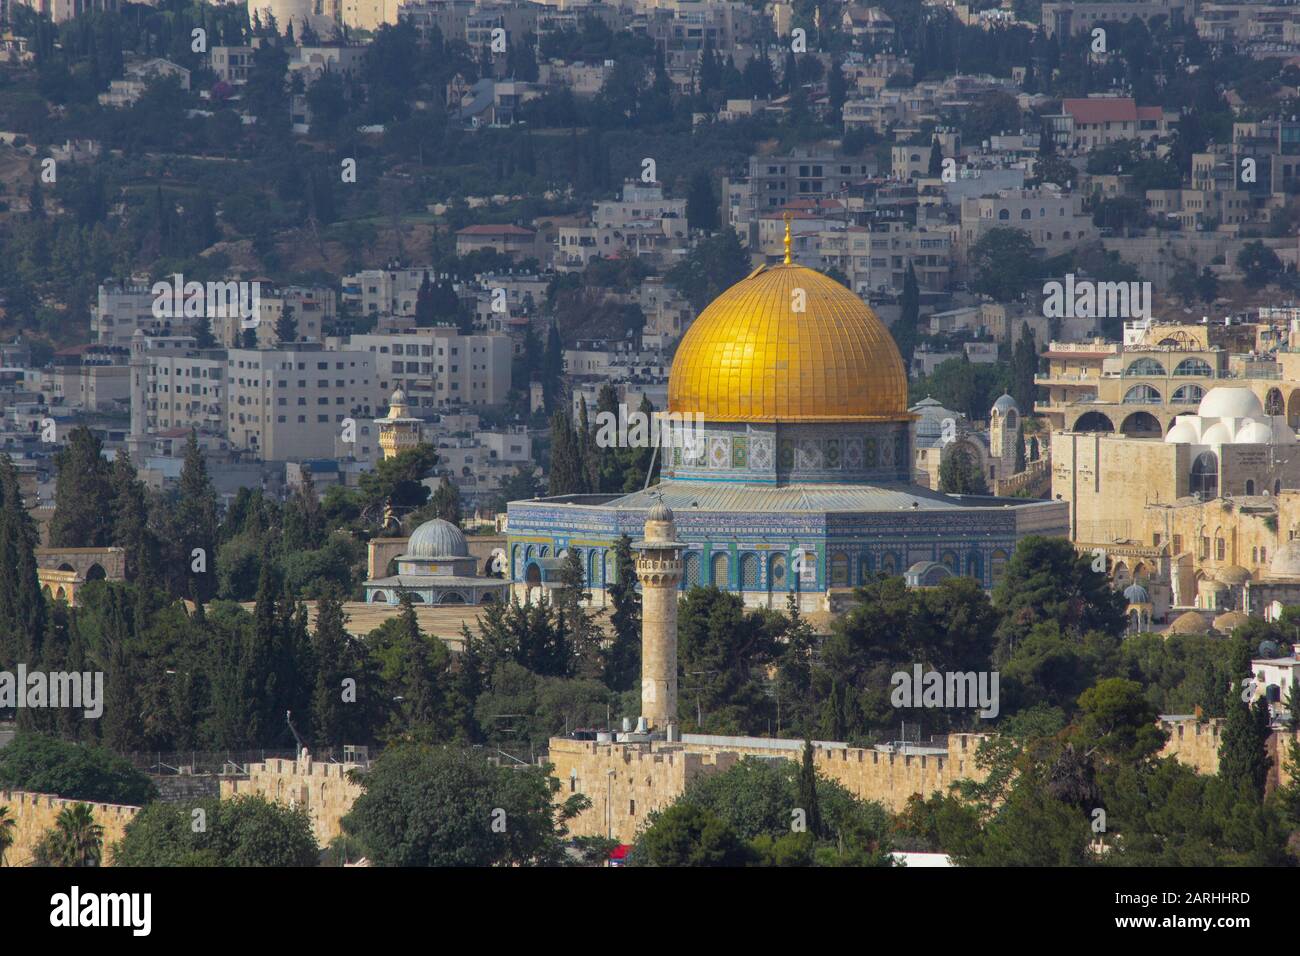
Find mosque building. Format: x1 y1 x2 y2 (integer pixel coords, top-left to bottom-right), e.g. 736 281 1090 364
506 230 1069 610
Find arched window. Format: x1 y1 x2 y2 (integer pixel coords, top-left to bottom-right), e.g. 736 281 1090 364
1173 358 1212 377
880 553 898 575
967 552 983 580
858 553 874 584
1123 384 1162 404
1246 479 1256 495
684 552 700 587
1215 538 1226 561
1020 208 1031 220
711 552 730 588
1266 388 1285 416
741 553 759 589
831 553 849 587
1190 451 1218 498
998 209 1010 220
1171 384 1205 405
1125 358 1166 376
940 550 958 572
768 553 786 590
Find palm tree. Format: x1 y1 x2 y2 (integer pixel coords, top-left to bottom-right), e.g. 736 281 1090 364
0 806 15 866
42 804 103 867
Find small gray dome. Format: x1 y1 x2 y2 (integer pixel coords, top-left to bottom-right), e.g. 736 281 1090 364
647 500 674 523
991 393 1018 416
406 518 468 558
1123 583 1149 604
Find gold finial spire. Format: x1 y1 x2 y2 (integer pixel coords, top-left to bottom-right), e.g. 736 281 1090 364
782 211 793 265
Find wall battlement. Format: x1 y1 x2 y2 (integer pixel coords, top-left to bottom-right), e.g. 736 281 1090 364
0 789 139 866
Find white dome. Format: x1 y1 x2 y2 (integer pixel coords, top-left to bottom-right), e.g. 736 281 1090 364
1199 422 1234 445
1235 420 1274 444
1165 420 1199 444
1197 387 1263 420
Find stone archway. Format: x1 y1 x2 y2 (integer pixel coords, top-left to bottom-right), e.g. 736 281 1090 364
1266 387 1285 417
1073 411 1115 433
1288 390 1300 430
1120 411 1163 438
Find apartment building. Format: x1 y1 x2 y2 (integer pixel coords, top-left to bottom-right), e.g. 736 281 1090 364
1041 0 1189 37
454 224 541 262
225 345 380 461
214 285 334 348
145 346 227 435
959 187 1097 258
36 344 130 413
346 330 512 407
745 149 876 219
96 279 170 347
1058 97 1170 151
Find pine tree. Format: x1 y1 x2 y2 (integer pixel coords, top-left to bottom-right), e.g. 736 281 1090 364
686 170 718 233
193 314 217 349
939 443 989 495
428 477 462 525
603 535 641 691
49 426 114 548
275 304 298 344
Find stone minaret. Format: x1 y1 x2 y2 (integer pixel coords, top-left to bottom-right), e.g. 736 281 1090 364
633 500 685 732
127 328 149 465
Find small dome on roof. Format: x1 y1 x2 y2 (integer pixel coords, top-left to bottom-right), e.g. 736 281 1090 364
647 500 674 523
405 518 468 558
1123 583 1150 604
1270 540 1300 579
1168 610 1213 635
1165 419 1198 444
991 393 1018 416
1213 610 1251 632
1198 387 1263 420
1199 422 1234 446
1216 565 1251 586
1236 420 1274 444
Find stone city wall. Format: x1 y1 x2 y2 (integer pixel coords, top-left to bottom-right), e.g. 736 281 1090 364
219 755 365 847
0 790 139 867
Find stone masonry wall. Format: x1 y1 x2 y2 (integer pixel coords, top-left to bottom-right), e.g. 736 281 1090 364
219 755 365 847
0 790 139 867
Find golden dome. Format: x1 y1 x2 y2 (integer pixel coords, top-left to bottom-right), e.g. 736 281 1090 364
668 263 908 422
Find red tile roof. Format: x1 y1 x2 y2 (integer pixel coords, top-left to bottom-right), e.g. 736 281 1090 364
1063 97 1137 124
456 224 535 237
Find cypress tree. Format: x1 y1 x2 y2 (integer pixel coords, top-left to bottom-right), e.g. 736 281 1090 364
1013 421 1027 474
892 262 920 366
49 425 114 548
547 410 585 496
603 535 641 691
109 450 157 585
1219 693 1274 800
797 739 824 839
928 138 943 177
173 432 220 603
0 454 47 667
1012 323 1039 413
311 588 349 750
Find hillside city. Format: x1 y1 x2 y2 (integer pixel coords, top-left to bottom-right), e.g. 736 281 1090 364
0 0 1291 897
